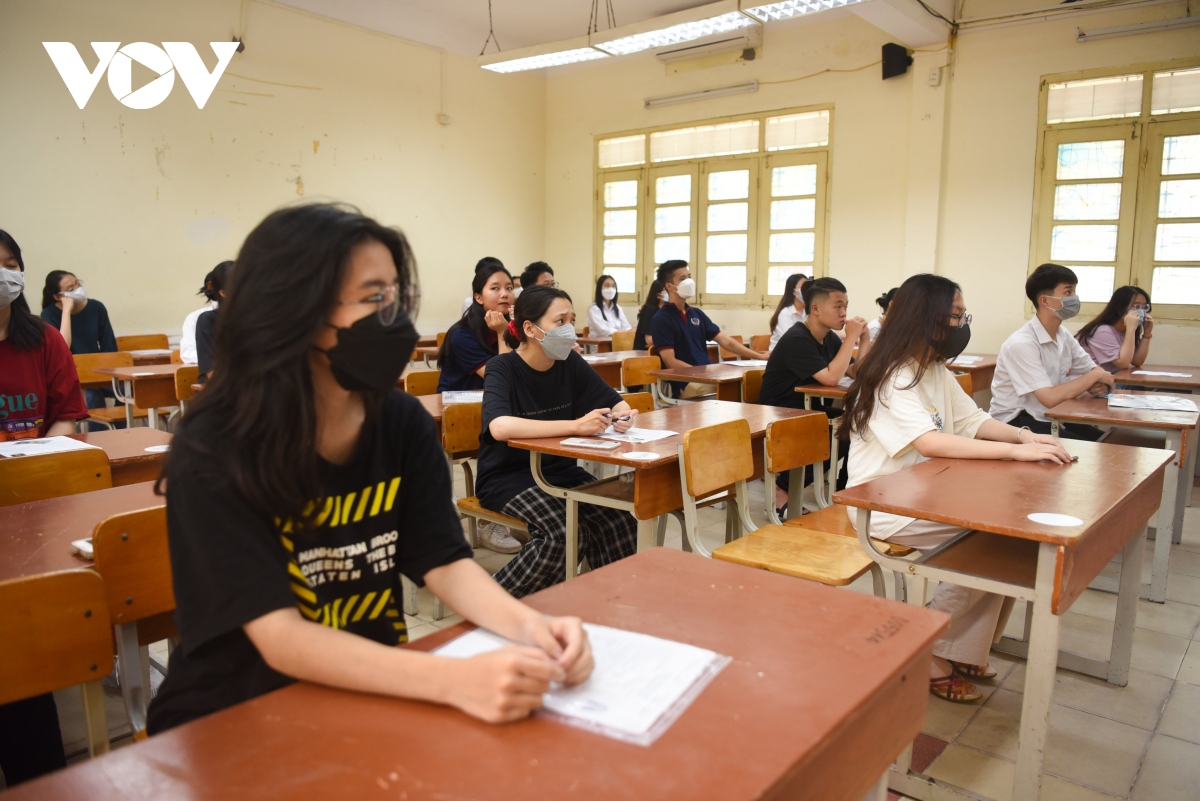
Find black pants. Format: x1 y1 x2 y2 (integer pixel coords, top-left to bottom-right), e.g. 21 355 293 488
0 694 66 787
775 438 849 493
1009 410 1104 441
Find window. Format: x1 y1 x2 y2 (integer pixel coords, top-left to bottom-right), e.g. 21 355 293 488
594 106 831 307
1032 59 1200 323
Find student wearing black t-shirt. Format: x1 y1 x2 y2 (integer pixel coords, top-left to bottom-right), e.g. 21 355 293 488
758 277 872 511
194 260 232 382
477 286 639 597
147 204 592 734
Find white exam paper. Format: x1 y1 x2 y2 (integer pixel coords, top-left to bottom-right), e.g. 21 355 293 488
0 436 102 458
441 391 484 404
1131 370 1193 378
948 356 982 365
1107 394 1199 413
434 624 730 746
598 427 677 444
723 359 767 367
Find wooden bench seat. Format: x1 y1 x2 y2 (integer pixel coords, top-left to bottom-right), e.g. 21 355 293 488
784 506 915 557
713 524 878 586
456 496 529 540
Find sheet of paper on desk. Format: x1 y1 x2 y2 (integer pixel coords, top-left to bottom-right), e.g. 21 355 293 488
442 391 484 404
1131 370 1193 377
598 427 677 444
723 359 767 367
0 436 102 458
948 356 982 365
1107 394 1199 412
837 376 853 387
434 624 730 746
128 349 172 356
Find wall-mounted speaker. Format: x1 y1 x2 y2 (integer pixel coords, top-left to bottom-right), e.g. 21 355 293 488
882 43 913 80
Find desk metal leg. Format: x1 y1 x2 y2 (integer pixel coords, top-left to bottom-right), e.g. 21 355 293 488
565 496 579 581
1012 541 1061 800
1110 525 1147 685
1148 433 1182 602
123 379 135 427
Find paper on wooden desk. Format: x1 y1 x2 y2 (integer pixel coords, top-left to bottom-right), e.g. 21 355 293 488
598 427 677 443
1131 370 1193 378
442 390 484 404
0 436 102 458
434 623 730 746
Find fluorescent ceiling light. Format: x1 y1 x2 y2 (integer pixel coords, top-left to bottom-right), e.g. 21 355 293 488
645 81 759 108
1077 16 1200 42
592 0 757 56
479 35 609 73
742 0 864 22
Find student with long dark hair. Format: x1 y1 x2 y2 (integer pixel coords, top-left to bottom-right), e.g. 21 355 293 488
180 261 231 366
477 286 639 597
147 204 592 734
1076 285 1154 372
767 273 809 350
633 278 667 351
0 228 88 785
194 260 233 382
40 270 117 355
867 287 897 343
839 274 1071 703
461 256 506 316
586 274 631 338
437 263 514 393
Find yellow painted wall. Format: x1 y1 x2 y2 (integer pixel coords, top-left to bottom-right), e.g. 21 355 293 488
0 0 546 337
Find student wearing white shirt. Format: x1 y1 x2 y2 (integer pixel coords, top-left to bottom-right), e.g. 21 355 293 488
767 273 809 350
867 287 896 343
988 263 1114 440
179 262 228 365
840 274 1072 703
585 275 632 338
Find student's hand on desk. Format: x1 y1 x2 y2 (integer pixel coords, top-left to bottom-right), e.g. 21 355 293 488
844 316 867 342
484 310 509 333
612 408 638 433
521 614 594 686
1011 441 1073 465
575 408 611 436
445 646 564 723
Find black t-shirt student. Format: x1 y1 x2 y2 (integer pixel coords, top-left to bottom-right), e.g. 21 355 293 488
195 308 218 380
633 308 655 351
476 350 623 512
758 322 847 411
39 301 117 355
147 391 473 733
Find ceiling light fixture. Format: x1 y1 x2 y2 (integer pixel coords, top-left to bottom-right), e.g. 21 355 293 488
644 80 759 108
742 0 865 22
480 36 610 73
1077 16 1200 42
591 0 757 56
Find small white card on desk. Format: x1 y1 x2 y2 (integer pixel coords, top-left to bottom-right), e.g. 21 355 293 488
1131 370 1193 378
433 624 730 746
0 436 102 458
948 356 982 365
723 359 767 367
598 427 677 444
128 349 172 356
1107 394 1199 413
442 391 484 404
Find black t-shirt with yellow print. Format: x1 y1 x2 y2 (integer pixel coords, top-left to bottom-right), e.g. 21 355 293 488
147 391 472 734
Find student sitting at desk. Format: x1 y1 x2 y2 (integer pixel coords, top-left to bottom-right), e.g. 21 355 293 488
758 276 870 512
520 261 558 290
633 278 667 351
194 260 232 382
988 263 1114 440
840 273 1072 703
1076 285 1154 373
461 256 506 316
437 262 514 393
477 286 638 598
180 262 228 366
650 259 768 399
147 204 592 734
767 272 809 351
586 274 632 338
867 287 897 344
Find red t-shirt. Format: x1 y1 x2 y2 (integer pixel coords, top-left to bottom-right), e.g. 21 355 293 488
0 322 89 441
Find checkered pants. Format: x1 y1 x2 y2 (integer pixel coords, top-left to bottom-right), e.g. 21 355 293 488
493 486 638 598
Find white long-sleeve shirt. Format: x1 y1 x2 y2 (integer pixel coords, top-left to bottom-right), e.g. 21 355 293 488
179 301 216 365
587 301 632 337
769 304 807 350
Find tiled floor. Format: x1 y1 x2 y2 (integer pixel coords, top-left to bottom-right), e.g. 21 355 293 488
55 471 1200 801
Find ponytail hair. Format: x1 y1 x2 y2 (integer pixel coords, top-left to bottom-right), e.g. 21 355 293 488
200 260 235 302
876 287 898 313
503 285 572 349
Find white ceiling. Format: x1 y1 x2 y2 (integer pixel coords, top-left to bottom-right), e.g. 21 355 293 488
273 0 721 56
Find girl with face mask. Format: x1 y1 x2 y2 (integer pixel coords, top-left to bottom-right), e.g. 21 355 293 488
767 273 810 351
586 274 632 338
1075 285 1154 373
633 278 667 351
39 270 117 355
476 286 639 598
147 204 593 735
839 274 1073 704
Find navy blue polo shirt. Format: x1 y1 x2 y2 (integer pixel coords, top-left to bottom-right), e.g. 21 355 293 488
651 303 720 395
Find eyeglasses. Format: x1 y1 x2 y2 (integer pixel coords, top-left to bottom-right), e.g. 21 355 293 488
336 283 418 326
948 312 972 328
1130 303 1151 312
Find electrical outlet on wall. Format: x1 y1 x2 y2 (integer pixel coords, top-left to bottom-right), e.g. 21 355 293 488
928 67 942 87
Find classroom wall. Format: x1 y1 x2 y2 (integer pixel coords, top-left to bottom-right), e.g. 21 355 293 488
542 3 1200 362
0 0 547 338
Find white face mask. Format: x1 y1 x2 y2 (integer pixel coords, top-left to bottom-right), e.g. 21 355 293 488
0 268 24 309
601 287 616 301
658 291 669 303
62 285 87 302
512 286 523 298
676 278 696 299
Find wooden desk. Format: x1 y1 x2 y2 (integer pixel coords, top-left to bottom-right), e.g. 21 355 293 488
416 334 438 349
648 363 758 403
414 345 440 368
4 548 947 801
128 349 173 366
93 364 184 429
577 335 613 353
582 349 649 389
1046 393 1197 602
1111 364 1200 488
509 401 819 578
835 439 1172 800
66 429 171 486
795 383 849 507
0 482 163 583
946 353 997 395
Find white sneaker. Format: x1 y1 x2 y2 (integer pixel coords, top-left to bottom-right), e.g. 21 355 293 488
477 522 522 554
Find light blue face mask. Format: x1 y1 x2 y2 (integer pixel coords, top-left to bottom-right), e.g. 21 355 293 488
533 322 577 361
0 267 23 309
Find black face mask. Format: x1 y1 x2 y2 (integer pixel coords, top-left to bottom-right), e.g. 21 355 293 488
321 309 419 393
937 323 971 362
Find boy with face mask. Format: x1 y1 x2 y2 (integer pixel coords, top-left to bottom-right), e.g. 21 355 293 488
988 263 1114 440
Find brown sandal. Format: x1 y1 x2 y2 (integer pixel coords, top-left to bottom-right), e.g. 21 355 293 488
930 674 981 702
949 660 997 679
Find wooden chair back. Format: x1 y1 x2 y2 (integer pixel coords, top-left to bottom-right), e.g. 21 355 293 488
74 351 134 389
170 349 183 364
581 326 590 337
442 402 483 459
719 334 744 361
750 334 771 353
117 334 169 351
765 415 830 475
0 448 112 507
612 330 635 351
954 372 972 395
436 331 446 348
621 355 661 388
93 506 176 629
741 369 764 404
404 370 441 397
681 418 754 499
620 392 655 415
175 365 200 403
0 570 113 755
